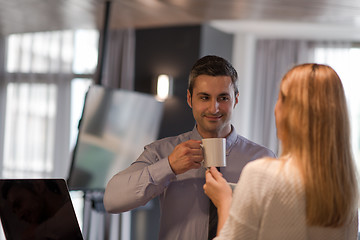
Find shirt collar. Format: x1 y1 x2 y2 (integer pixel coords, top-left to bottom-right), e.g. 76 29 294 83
225 125 237 149
189 125 202 140
190 125 238 150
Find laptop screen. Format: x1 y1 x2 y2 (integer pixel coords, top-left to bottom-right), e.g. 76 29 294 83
0 179 83 240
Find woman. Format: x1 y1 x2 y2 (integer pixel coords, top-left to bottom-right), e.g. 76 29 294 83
204 63 359 239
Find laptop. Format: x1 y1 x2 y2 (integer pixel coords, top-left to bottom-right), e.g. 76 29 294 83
0 179 83 240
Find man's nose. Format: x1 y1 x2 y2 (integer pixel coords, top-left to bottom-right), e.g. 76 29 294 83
208 99 219 113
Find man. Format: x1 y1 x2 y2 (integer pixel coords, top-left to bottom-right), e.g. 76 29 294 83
104 55 276 239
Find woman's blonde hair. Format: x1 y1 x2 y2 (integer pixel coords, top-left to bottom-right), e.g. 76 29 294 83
279 63 358 227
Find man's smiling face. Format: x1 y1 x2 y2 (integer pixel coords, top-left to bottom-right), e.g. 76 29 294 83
187 74 238 138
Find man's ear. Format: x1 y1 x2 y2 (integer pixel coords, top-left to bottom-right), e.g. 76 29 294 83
187 90 192 108
234 92 239 108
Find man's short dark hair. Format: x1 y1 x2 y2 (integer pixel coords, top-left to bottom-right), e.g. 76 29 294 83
188 55 239 96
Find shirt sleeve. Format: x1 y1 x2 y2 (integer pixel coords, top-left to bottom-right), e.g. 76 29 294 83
103 144 176 213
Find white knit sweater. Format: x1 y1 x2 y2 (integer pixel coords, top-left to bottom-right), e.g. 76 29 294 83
214 158 358 240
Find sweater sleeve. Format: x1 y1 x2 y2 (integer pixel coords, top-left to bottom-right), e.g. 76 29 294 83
214 158 281 240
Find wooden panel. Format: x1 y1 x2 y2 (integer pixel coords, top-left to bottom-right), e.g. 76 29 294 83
0 0 101 35
0 0 360 35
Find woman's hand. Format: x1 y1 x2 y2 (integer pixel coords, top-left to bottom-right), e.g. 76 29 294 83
203 167 232 210
204 167 233 236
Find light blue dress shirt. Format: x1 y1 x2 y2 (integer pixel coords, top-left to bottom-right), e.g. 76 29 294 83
105 126 276 239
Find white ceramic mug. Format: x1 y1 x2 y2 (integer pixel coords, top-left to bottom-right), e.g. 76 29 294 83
201 138 226 168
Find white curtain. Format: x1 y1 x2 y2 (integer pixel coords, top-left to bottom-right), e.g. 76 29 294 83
1 31 74 179
101 29 135 90
310 42 360 171
246 39 354 156
246 39 314 154
0 37 6 171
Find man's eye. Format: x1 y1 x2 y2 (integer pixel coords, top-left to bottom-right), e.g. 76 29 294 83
200 96 209 100
219 97 229 101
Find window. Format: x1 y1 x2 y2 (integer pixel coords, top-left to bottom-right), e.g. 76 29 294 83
313 46 360 172
3 83 57 177
2 29 98 178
